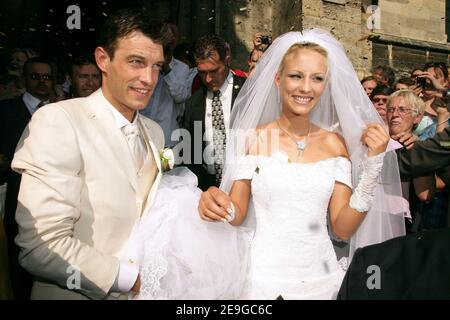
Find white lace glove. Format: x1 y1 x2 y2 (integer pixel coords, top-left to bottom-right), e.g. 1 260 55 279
349 152 385 213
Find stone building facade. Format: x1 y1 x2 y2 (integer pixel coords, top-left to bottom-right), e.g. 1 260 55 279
170 0 450 79
212 0 449 79
1 0 448 80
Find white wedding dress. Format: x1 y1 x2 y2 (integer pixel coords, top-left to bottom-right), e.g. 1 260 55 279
124 167 252 300
236 151 349 300
124 150 350 300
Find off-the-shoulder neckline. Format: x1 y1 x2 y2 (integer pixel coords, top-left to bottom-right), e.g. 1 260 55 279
243 152 349 166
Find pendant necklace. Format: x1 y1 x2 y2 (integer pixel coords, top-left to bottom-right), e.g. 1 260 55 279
276 120 312 158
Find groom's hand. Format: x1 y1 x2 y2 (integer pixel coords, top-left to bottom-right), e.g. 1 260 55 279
198 187 233 222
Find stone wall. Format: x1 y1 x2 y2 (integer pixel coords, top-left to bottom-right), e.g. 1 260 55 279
111 0 450 78
377 0 446 43
272 0 302 36
370 0 450 79
217 0 273 70
300 0 372 77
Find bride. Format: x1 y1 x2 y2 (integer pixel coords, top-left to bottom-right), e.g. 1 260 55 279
126 29 406 300
199 29 406 299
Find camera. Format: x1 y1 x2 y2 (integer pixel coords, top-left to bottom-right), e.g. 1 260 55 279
416 77 427 89
260 35 272 45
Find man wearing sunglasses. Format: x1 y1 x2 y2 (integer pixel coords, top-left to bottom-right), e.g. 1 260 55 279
0 56 54 299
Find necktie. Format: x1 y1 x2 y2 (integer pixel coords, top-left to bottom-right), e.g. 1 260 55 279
123 123 146 170
211 90 226 185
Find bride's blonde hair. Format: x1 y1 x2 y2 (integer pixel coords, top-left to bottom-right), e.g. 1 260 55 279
278 42 328 73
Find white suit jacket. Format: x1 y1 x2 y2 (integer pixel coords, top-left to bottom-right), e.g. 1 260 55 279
12 89 164 299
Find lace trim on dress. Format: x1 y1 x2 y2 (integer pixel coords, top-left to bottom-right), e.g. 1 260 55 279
139 244 169 299
136 201 175 300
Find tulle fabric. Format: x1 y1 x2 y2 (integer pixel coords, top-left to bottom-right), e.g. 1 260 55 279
124 167 253 300
220 29 406 262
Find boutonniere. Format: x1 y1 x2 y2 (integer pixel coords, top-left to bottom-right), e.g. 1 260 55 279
159 148 175 172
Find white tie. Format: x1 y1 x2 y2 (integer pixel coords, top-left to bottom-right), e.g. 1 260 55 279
123 123 146 170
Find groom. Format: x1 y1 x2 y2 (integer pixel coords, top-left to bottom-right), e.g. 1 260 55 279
12 9 167 299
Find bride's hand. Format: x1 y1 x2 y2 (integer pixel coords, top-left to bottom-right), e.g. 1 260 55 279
198 187 233 222
361 123 390 157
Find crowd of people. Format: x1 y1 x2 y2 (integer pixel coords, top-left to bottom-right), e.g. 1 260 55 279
361 62 450 233
0 7 449 300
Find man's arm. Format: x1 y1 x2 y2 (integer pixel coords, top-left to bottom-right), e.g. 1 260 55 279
163 60 191 104
13 106 120 299
397 127 450 179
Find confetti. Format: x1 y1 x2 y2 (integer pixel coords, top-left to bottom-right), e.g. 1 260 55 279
239 7 247 11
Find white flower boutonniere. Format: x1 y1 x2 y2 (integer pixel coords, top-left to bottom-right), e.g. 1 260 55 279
160 148 175 172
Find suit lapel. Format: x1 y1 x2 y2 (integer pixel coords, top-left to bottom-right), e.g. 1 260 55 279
190 88 207 142
138 116 162 173
196 88 207 123
85 90 139 193
198 89 207 154
137 115 162 217
231 75 244 109
16 96 32 123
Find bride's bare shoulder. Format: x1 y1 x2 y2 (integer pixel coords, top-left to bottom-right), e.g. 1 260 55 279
314 127 349 158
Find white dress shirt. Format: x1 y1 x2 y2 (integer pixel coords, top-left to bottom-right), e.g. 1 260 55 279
22 92 48 115
204 71 234 174
103 95 146 294
141 58 191 147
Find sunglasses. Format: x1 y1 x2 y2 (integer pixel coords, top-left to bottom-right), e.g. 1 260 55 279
27 73 53 81
372 97 388 104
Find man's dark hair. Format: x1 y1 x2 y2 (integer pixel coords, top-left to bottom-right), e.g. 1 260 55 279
424 61 449 80
22 56 54 76
193 34 228 63
410 67 423 76
370 85 394 100
97 7 168 59
396 77 415 87
360 75 378 85
70 53 98 74
371 65 396 87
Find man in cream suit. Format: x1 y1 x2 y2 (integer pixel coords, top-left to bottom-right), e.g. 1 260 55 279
12 9 168 299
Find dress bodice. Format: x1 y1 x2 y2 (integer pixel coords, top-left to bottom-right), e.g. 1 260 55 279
235 152 351 299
